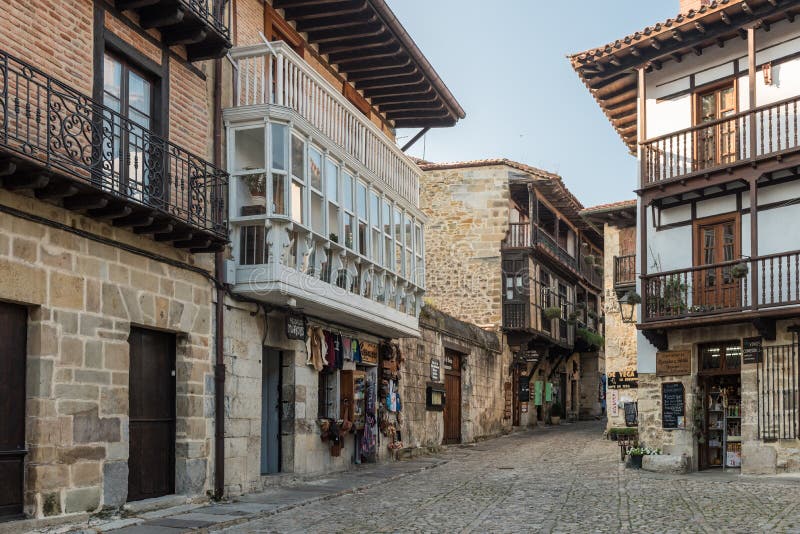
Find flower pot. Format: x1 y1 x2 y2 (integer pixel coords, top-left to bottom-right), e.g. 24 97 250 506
629 454 643 469
550 416 560 425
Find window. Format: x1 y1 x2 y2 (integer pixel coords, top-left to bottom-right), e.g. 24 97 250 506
239 225 268 265
270 124 288 216
342 171 355 249
103 53 154 198
290 135 305 224
696 82 737 169
231 127 266 217
383 200 392 269
325 157 339 242
415 223 424 286
405 215 413 282
317 371 339 419
357 181 368 257
370 191 381 263
309 147 324 234
699 341 741 373
394 207 403 275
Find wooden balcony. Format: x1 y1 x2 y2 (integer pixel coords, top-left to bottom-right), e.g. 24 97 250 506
502 278 576 347
614 254 636 292
115 0 231 61
229 41 421 206
641 250 800 334
0 50 228 251
642 95 800 192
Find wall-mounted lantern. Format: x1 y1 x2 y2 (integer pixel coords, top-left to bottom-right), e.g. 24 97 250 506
616 290 641 324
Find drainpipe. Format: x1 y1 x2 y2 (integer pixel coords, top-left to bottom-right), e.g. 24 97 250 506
213 46 226 499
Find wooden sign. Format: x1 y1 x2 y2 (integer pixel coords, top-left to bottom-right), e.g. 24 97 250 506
360 342 378 365
607 370 638 389
623 401 638 427
656 350 691 377
430 359 441 382
743 337 762 365
285 313 306 341
661 382 685 429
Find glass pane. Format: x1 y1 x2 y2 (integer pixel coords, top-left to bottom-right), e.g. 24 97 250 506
394 208 402 242
701 345 722 369
357 182 367 220
359 221 367 256
415 224 423 255
343 172 354 211
704 228 716 265
384 236 392 268
325 158 338 202
311 192 324 233
405 216 412 248
128 71 151 118
344 214 354 249
271 173 285 215
290 181 303 224
309 147 323 191
370 192 379 227
701 94 716 122
291 135 305 181
383 201 391 234
395 243 403 274
328 204 339 242
372 229 381 262
271 123 287 171
234 128 265 171
129 109 150 130
237 173 266 216
725 343 741 369
720 87 735 111
103 55 123 99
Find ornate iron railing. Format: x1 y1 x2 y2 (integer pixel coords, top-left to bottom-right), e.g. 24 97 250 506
642 250 800 321
758 339 799 441
642 95 800 186
183 0 231 40
0 50 227 238
614 254 636 289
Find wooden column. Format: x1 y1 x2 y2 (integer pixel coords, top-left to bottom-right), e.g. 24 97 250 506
748 26 759 310
750 179 759 310
637 67 648 319
528 184 536 247
748 26 757 160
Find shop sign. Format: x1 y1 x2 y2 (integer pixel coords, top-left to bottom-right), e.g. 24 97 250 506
360 342 379 365
285 313 306 341
661 382 686 429
623 401 638 427
545 382 553 403
743 337 763 365
534 381 543 406
656 350 691 377
430 359 441 382
444 353 454 370
518 378 530 402
607 370 638 389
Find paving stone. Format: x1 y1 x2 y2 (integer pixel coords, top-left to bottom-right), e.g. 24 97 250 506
144 518 215 529
106 525 186 534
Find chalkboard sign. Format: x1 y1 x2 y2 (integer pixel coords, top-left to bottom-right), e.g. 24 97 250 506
285 313 307 341
518 377 530 402
623 402 638 427
743 337 762 365
661 382 685 429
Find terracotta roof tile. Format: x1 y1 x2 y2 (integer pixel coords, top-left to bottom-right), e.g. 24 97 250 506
580 199 637 215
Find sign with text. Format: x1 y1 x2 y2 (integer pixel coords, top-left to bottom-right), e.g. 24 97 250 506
743 337 763 365
656 350 691 377
360 342 379 365
430 359 441 382
444 353 454 370
285 313 307 341
607 370 638 389
661 382 685 429
518 377 530 402
623 401 638 427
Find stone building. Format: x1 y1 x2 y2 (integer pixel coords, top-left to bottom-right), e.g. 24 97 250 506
418 159 605 428
581 201 639 432
0 0 230 520
572 0 800 473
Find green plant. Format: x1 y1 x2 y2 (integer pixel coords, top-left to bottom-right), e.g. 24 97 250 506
243 174 266 196
329 233 339 243
550 401 562 418
577 327 604 350
626 446 662 456
593 264 603 275
609 427 638 437
651 275 688 314
583 254 596 266
588 310 598 320
731 262 749 279
543 306 562 320
625 290 642 305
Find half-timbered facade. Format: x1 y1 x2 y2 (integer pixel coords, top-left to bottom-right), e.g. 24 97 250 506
572 0 800 473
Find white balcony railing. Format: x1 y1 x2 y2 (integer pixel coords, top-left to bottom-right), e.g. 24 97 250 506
230 41 420 206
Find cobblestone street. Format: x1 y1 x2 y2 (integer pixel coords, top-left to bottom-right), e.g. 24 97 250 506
217 421 800 534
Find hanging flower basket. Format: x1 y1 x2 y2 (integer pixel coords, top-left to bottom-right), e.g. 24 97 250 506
625 291 642 305
543 307 562 320
583 254 596 266
593 264 604 275
731 262 749 279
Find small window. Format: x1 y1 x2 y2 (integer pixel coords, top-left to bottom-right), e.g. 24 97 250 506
699 341 741 373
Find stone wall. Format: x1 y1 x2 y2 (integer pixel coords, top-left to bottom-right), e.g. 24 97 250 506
419 165 511 327
398 307 513 448
602 224 638 430
579 352 604 420
0 189 216 518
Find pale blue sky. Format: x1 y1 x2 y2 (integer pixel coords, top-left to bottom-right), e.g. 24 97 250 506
387 0 678 207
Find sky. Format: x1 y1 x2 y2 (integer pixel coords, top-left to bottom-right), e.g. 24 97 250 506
386 0 678 208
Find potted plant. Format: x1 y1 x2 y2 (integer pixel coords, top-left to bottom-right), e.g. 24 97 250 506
549 402 562 425
731 262 749 279
243 174 266 197
625 290 642 305
543 306 562 320
593 264 604 275
329 233 339 244
567 310 579 325
583 254 596 266
626 446 661 469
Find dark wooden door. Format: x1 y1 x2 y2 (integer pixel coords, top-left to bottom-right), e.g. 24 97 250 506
443 351 461 445
261 349 281 475
128 328 175 502
0 303 27 518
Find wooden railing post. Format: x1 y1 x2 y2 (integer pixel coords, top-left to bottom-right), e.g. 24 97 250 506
275 51 284 107
748 26 757 161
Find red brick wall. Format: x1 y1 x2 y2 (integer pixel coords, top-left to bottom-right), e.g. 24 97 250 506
170 60 212 158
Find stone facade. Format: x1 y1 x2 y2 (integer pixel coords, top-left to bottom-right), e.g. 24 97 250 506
0 189 216 518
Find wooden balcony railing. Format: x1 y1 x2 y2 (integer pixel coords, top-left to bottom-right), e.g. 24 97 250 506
536 227 578 271
230 42 420 206
503 222 530 248
0 50 228 247
642 250 800 322
614 254 636 289
642 95 800 187
502 278 575 345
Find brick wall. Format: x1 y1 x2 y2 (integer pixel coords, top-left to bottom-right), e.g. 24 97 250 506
419 165 511 327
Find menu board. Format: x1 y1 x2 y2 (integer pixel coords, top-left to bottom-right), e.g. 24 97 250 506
623 402 638 427
743 337 762 365
662 382 685 429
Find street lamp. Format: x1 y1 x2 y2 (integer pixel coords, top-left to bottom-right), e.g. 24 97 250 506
616 290 641 324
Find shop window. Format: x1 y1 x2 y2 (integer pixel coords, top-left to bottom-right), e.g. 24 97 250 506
699 341 741 373
318 371 339 420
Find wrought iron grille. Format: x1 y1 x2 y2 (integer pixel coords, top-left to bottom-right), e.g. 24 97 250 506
0 49 228 238
758 337 799 441
183 0 231 40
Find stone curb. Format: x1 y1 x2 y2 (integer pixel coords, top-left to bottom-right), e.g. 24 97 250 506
199 459 449 533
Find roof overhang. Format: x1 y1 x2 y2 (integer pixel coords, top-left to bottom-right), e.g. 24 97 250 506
569 0 800 151
273 0 465 128
580 200 637 228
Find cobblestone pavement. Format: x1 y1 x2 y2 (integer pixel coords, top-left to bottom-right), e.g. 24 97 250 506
219 420 800 534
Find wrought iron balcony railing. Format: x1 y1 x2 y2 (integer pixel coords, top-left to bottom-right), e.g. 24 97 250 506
641 250 800 322
642 95 800 187
0 50 228 250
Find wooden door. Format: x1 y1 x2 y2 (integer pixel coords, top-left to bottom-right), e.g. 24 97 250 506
0 303 27 518
261 349 281 475
128 328 175 502
443 351 461 445
694 216 740 310
696 83 737 169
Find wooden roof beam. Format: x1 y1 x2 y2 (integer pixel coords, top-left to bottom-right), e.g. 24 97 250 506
329 44 402 64
306 21 384 43
355 73 426 90
318 34 394 55
294 13 376 32
281 0 367 20
348 64 418 82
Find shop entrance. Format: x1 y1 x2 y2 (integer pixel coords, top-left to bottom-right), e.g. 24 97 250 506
128 328 176 501
698 341 742 470
0 303 27 519
443 350 462 444
261 349 282 475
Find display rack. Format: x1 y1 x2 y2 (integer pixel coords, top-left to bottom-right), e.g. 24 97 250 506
724 394 741 469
